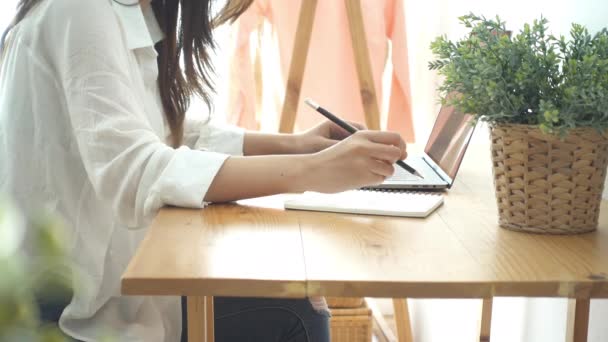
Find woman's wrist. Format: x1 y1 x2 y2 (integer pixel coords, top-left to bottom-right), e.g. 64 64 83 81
292 133 327 154
284 153 320 193
282 133 307 154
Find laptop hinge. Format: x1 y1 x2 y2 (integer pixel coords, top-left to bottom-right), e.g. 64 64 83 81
422 155 452 186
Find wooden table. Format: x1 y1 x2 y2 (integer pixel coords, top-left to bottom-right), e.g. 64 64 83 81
122 140 608 342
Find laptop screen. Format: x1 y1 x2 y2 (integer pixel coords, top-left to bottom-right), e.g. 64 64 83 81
424 105 475 180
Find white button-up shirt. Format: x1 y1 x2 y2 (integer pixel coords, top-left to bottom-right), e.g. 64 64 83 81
0 0 243 340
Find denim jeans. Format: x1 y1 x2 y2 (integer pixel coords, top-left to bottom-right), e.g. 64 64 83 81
39 295 330 342
210 297 330 342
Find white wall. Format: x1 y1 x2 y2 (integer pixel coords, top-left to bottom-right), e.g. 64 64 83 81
0 2 15 31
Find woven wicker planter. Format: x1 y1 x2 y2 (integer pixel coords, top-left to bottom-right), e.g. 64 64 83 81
490 124 608 234
326 297 364 308
330 304 372 342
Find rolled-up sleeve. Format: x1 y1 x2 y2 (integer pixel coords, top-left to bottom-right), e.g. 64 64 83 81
183 119 245 156
52 2 230 227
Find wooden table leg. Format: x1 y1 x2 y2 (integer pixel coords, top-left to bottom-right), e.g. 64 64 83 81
479 298 493 342
392 298 413 342
367 298 397 342
187 296 215 342
567 299 590 342
206 296 215 342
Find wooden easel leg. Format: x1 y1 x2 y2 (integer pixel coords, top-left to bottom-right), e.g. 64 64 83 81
278 0 318 133
567 299 590 342
187 296 215 342
392 298 413 342
479 298 493 342
280 0 382 133
344 0 381 131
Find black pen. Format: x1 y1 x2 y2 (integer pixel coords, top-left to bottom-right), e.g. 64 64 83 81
304 98 424 179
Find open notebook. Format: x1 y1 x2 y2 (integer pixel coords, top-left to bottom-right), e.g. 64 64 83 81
284 190 444 218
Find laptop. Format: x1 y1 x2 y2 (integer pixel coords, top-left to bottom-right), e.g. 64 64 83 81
372 105 475 190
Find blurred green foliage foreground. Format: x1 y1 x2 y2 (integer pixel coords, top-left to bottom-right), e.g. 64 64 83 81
0 197 72 341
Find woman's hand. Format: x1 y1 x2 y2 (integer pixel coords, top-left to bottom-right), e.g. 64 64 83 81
302 130 407 193
294 120 366 154
206 130 407 202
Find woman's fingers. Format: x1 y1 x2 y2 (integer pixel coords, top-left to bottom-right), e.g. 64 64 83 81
328 120 366 140
368 143 402 164
397 137 407 160
361 130 402 146
368 159 395 178
351 131 405 163
348 121 366 130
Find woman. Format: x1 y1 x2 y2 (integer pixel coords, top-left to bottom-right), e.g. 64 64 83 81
0 0 407 341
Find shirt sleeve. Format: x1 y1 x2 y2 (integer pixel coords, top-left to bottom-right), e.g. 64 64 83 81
49 1 230 228
183 119 245 156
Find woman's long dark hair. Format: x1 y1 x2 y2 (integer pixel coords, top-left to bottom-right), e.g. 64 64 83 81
5 0 253 147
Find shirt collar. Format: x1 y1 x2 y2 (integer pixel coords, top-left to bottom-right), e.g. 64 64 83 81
111 1 164 50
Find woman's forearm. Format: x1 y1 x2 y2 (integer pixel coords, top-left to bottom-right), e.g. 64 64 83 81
204 154 315 203
206 132 323 202
243 132 297 155
243 132 323 156
206 130 408 203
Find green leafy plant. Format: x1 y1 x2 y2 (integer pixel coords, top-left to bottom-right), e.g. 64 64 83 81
0 198 72 342
429 13 608 135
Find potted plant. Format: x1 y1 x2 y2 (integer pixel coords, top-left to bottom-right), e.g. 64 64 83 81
429 14 608 234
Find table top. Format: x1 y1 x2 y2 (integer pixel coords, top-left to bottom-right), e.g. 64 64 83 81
122 134 608 299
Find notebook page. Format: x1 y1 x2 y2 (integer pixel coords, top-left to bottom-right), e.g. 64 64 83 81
284 190 443 218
